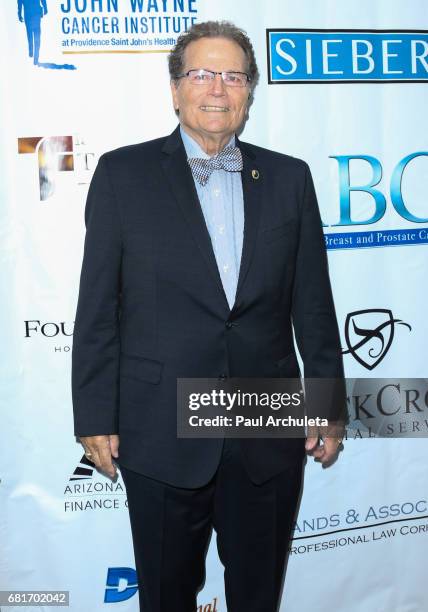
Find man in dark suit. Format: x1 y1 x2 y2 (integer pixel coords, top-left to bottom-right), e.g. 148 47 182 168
72 20 344 612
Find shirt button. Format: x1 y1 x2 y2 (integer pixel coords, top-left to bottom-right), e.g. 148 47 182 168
213 188 221 197
223 263 229 273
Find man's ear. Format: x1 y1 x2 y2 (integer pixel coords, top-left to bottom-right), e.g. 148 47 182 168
170 80 179 112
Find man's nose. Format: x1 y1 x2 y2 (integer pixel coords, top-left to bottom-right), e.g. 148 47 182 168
209 73 227 96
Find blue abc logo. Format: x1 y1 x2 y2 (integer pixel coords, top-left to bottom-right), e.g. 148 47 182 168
327 152 428 226
104 567 138 603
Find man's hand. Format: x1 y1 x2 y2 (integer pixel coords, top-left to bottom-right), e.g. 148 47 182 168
305 424 343 466
80 434 119 479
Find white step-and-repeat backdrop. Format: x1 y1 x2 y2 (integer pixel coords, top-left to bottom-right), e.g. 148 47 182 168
1 1 427 610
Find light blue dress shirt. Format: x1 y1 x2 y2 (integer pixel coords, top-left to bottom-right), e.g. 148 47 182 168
180 127 244 309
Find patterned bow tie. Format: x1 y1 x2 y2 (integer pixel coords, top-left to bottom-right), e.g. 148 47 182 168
188 146 243 186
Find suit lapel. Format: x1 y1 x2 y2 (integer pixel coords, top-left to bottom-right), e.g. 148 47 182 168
161 126 228 306
233 137 263 309
161 126 263 313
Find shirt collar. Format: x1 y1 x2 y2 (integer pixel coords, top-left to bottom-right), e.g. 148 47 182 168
180 126 235 160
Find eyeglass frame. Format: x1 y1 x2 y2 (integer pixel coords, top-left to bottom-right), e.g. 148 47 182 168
176 68 251 87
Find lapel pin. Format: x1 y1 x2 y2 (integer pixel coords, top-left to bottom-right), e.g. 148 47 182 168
251 169 260 180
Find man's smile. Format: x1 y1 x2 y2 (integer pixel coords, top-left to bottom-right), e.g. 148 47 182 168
199 105 230 112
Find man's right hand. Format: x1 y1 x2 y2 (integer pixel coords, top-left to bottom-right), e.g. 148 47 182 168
79 434 119 479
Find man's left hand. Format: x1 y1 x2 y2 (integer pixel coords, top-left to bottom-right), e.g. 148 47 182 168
305 425 343 465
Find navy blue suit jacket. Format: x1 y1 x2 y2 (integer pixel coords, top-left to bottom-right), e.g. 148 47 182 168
72 125 344 487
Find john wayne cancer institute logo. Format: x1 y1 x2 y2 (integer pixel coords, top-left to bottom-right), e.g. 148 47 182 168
342 308 412 370
16 0 200 68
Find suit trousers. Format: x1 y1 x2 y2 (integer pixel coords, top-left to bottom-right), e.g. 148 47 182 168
120 438 304 612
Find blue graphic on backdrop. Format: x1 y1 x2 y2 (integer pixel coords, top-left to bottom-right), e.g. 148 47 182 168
17 0 76 69
324 152 428 250
267 30 428 83
18 0 47 65
104 567 138 603
331 153 428 226
324 227 428 250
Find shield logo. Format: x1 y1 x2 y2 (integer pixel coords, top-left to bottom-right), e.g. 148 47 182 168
342 308 411 370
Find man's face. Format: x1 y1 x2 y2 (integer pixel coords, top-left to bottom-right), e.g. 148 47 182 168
171 37 250 144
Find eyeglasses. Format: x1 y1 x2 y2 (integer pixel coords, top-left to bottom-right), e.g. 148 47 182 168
177 69 250 87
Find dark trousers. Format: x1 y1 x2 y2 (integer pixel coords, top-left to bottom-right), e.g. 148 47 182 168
120 438 303 612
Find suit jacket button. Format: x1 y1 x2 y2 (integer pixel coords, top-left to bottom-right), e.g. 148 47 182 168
218 373 227 380
225 321 233 329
